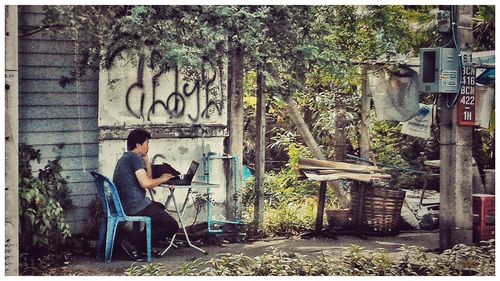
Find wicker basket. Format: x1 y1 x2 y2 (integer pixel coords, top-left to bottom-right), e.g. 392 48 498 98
350 185 406 235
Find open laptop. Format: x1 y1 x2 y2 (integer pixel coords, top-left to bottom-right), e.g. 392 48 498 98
165 161 199 185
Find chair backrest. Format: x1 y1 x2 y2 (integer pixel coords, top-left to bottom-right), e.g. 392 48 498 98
90 171 127 219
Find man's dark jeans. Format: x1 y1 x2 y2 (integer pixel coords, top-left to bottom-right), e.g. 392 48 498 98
119 201 179 251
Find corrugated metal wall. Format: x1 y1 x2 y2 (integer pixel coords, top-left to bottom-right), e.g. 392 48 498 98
18 6 99 234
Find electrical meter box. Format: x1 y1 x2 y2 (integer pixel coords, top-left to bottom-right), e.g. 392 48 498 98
418 48 459 93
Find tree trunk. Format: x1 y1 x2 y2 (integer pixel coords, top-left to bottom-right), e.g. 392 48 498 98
254 66 266 225
359 66 371 160
225 41 244 221
334 92 347 161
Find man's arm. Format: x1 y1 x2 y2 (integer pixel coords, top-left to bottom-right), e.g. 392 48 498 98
135 169 174 189
142 156 153 178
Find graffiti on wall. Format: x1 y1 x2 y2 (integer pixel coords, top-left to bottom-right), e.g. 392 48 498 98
125 58 225 122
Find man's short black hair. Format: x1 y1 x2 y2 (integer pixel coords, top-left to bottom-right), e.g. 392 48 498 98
127 128 151 151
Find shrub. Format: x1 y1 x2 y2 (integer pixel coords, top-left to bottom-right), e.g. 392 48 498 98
240 143 332 236
155 241 495 276
18 144 73 257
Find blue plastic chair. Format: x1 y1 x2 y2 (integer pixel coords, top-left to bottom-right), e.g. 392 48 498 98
90 171 152 262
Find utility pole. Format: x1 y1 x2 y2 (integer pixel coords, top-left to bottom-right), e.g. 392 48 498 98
5 5 20 275
439 5 474 250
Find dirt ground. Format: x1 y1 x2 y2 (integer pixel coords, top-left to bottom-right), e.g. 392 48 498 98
56 230 440 276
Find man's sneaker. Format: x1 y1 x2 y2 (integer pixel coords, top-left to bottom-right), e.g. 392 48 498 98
118 239 143 262
138 248 159 258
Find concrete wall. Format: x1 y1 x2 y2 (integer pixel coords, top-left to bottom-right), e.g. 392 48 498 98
98 54 229 223
17 6 231 235
18 6 99 234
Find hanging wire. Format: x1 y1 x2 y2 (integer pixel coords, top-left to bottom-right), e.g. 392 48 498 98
431 33 454 48
430 93 441 144
446 5 464 108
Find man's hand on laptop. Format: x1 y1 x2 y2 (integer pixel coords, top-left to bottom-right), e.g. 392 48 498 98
160 173 175 183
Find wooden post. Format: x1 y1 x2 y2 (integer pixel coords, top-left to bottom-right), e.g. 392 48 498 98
5 5 20 275
439 5 473 250
359 66 371 160
315 181 327 232
226 42 244 221
254 66 266 225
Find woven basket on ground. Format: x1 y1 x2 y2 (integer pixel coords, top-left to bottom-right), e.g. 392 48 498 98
350 185 406 235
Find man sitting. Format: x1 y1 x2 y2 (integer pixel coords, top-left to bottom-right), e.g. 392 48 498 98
113 128 179 260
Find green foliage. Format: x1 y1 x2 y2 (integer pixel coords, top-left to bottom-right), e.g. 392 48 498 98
124 262 165 276
370 118 407 167
240 144 336 236
135 240 494 276
368 113 440 189
18 144 73 256
474 6 495 51
414 240 496 276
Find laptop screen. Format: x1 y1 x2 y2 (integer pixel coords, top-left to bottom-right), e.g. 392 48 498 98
186 161 199 176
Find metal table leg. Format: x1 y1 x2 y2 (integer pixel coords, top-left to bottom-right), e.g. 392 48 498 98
160 187 207 256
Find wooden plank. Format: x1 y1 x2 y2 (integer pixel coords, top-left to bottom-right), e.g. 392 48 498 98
18 30 73 41
64 207 92 222
19 39 76 54
19 5 46 13
19 131 98 145
19 79 97 92
19 66 98 80
67 194 96 208
19 105 97 119
61 170 96 184
20 118 97 132
18 5 45 14
19 53 87 67
29 157 97 174
37 156 99 170
26 143 98 158
299 158 379 172
67 182 97 196
18 10 46 25
300 166 375 174
19 92 97 106
303 171 390 182
66 220 93 235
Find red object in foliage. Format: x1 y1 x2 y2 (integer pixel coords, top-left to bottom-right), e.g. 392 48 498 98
472 194 495 242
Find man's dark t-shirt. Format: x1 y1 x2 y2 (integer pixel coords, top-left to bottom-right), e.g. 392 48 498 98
113 151 151 215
